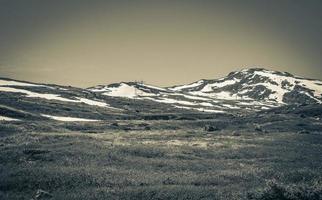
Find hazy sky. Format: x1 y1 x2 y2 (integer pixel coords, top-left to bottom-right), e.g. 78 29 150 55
0 0 322 87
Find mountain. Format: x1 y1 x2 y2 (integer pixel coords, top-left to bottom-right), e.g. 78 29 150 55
1 68 322 122
169 68 322 105
88 68 322 112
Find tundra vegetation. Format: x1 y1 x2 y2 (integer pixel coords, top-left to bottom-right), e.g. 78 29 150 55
1 104 322 200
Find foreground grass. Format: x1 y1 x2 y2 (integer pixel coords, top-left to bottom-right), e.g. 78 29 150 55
1 128 322 200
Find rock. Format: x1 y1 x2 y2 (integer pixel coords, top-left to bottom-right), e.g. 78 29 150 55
23 149 50 156
254 127 263 132
204 125 219 132
138 123 149 127
298 130 310 134
162 177 175 185
111 122 119 127
34 189 52 199
232 131 241 136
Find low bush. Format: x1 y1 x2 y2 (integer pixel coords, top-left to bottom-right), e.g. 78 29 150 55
247 180 322 200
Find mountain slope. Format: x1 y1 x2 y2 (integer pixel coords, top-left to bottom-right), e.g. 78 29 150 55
0 78 127 121
0 78 215 122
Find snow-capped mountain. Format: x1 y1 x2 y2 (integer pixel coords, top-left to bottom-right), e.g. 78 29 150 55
169 68 322 105
88 68 322 113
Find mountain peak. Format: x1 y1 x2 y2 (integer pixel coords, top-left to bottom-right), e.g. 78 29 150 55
229 67 295 78
241 67 269 72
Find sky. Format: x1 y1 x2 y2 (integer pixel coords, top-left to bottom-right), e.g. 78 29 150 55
0 0 322 87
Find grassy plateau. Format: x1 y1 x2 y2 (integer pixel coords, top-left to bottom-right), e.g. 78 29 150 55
1 117 322 200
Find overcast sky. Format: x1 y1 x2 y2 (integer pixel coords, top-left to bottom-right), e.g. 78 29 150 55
0 0 322 87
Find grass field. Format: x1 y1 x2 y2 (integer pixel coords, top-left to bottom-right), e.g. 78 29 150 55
1 122 322 200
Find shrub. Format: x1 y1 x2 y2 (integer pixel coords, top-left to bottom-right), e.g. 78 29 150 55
247 180 322 200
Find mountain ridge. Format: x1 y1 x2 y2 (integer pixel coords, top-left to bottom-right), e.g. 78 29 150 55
1 68 322 122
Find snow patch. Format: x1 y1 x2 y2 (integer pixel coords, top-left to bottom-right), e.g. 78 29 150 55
41 114 100 122
0 115 19 121
189 91 240 100
145 97 196 106
200 78 240 92
0 80 49 87
174 106 225 113
222 104 240 109
181 94 213 101
199 102 214 107
138 83 167 91
76 98 108 107
169 80 204 91
103 83 157 98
